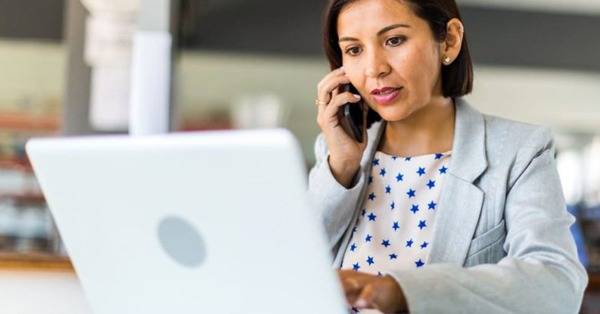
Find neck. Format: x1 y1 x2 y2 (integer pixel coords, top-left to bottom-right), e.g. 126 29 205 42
379 97 455 157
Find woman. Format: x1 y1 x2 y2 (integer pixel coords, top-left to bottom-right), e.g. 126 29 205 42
308 0 588 313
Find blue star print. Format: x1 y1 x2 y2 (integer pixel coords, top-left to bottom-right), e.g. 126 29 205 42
415 259 425 268
341 150 450 275
428 201 437 210
427 180 436 189
396 173 404 182
368 212 377 221
410 204 419 214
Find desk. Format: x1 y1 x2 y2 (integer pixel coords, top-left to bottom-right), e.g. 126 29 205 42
0 253 90 314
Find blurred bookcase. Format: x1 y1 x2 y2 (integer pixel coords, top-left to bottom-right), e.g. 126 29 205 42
0 111 71 269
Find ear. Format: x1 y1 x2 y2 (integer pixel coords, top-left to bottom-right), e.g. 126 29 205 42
440 18 464 66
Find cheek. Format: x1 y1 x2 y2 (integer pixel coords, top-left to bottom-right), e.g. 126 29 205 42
401 47 439 93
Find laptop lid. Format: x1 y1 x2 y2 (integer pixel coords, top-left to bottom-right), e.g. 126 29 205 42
26 129 347 314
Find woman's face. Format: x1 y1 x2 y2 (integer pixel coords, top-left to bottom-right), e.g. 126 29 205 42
337 0 444 122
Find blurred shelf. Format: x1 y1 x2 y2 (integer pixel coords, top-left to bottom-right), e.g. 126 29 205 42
0 252 72 271
179 118 232 131
0 112 59 132
0 157 34 172
0 192 46 206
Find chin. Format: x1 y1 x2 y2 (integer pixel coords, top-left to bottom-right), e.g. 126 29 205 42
373 103 415 122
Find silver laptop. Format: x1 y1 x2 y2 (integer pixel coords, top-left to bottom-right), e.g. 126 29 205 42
26 129 348 314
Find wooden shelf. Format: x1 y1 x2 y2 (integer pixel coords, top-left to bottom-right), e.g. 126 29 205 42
178 119 232 131
0 252 72 271
0 157 34 172
0 112 58 132
0 192 46 205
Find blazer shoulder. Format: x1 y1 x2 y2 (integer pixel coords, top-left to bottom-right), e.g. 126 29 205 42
483 114 554 166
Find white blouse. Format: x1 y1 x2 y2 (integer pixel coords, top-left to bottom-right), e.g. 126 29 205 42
340 150 452 313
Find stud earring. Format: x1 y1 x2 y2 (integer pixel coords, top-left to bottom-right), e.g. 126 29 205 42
443 56 452 65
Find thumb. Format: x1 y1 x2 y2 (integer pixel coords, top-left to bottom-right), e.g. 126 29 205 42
354 283 377 309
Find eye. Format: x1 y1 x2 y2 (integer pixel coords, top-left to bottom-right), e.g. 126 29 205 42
344 46 362 56
386 36 406 47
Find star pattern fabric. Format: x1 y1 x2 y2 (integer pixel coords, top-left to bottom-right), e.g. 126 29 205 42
341 150 452 314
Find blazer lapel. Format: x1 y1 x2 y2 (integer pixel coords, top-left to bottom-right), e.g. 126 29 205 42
427 98 488 265
332 121 386 267
360 120 387 170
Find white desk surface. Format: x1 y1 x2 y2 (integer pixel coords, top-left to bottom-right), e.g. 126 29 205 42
0 270 92 314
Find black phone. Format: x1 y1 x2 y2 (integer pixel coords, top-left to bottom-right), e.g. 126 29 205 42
337 84 365 143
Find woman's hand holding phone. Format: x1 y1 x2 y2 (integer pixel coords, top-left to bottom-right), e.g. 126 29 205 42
316 67 368 188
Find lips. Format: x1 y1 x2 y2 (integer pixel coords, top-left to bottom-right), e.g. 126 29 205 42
370 87 403 105
370 87 400 95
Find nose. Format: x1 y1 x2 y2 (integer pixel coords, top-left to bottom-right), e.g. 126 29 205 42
364 49 391 78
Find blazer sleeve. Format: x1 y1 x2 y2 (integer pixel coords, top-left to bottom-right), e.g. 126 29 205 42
386 128 588 314
307 133 366 252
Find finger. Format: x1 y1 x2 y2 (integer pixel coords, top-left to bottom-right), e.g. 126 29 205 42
316 67 345 95
341 277 361 297
354 283 377 309
317 78 345 115
317 68 347 104
324 92 362 118
318 75 351 105
317 67 345 90
338 272 363 306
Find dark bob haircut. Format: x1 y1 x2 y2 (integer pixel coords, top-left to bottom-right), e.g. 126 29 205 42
322 0 474 128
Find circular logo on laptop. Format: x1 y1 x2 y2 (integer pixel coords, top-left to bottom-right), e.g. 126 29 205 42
157 216 207 268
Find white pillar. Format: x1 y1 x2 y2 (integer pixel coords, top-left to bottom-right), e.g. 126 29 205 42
80 0 139 131
129 0 174 135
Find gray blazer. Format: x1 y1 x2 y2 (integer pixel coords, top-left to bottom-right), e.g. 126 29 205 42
307 98 588 313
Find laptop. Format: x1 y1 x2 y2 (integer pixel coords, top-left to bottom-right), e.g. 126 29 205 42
26 129 348 314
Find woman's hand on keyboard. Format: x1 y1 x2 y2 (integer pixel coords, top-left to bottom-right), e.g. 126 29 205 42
338 269 408 313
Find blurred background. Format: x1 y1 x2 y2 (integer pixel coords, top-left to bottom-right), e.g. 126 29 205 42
0 0 599 312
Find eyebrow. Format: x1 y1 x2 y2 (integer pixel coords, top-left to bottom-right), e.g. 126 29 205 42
338 23 411 42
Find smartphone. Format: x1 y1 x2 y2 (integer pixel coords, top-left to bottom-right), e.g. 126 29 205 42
337 84 365 143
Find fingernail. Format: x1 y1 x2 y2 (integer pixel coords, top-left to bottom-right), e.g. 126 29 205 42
353 94 361 99
355 298 368 308
339 66 345 72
